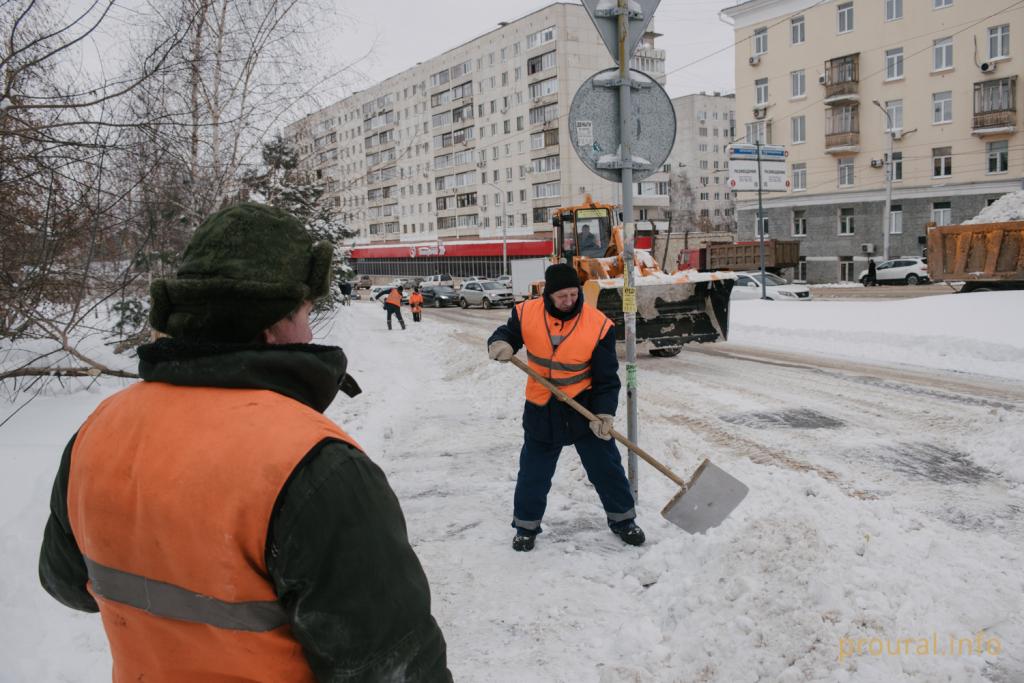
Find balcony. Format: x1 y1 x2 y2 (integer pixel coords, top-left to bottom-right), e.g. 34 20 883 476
825 105 859 154
823 53 860 105
825 131 860 153
972 77 1017 136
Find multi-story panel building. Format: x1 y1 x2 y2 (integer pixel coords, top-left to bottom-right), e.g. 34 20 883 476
723 0 1020 283
285 2 668 261
662 92 737 230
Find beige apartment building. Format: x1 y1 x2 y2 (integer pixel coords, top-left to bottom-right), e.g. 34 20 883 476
284 2 672 262
722 0 1020 283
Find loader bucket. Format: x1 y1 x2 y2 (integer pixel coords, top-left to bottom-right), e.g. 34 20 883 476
583 272 735 352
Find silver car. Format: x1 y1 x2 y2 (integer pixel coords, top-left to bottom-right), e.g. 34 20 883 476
459 281 515 309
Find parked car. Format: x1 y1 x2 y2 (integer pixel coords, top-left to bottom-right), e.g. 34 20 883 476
421 286 459 308
354 275 372 289
731 272 812 301
494 274 513 287
420 273 454 289
458 276 491 288
459 281 515 309
858 257 929 285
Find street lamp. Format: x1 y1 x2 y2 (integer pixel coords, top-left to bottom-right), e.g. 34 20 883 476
872 99 894 262
484 180 508 277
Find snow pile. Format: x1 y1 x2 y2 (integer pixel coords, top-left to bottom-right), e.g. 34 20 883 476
964 190 1024 224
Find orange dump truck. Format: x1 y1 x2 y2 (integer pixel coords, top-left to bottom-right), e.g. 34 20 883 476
926 221 1024 293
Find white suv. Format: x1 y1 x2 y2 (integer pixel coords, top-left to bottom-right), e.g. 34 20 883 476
858 257 929 285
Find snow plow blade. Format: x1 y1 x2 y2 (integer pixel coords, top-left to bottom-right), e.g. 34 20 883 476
582 271 735 353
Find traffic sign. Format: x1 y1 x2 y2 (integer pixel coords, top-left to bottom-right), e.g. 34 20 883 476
728 159 789 192
728 143 787 161
581 0 662 65
569 68 676 182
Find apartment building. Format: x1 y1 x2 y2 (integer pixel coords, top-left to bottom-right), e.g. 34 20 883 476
722 0 1020 283
284 2 669 261
663 92 737 230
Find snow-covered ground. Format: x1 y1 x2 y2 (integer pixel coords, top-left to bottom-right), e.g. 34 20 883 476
2 292 1023 682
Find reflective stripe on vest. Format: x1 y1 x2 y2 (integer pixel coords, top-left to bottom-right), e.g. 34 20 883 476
67 382 361 682
386 289 402 307
84 556 288 632
516 298 612 405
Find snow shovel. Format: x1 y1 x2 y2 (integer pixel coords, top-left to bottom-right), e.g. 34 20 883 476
509 356 748 534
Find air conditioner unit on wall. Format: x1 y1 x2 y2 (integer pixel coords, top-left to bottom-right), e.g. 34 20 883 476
870 159 883 168
818 73 827 85
860 243 875 254
980 61 996 73
749 55 761 66
753 107 766 119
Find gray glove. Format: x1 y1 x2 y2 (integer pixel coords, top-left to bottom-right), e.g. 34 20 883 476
488 340 514 362
589 414 614 440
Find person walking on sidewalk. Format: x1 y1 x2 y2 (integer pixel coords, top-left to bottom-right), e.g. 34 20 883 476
384 285 406 330
866 259 878 287
39 203 451 681
409 287 424 323
486 263 644 552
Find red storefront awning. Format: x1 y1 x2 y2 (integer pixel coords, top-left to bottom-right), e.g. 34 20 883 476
349 236 653 260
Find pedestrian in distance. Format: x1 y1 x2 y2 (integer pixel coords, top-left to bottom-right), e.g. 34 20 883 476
384 285 406 330
486 263 645 552
339 279 353 305
409 287 424 323
866 258 878 286
39 203 451 682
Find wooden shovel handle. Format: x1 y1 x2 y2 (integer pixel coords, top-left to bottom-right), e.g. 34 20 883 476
509 356 686 488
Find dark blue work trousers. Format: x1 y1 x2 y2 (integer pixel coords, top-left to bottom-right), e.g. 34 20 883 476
512 432 636 534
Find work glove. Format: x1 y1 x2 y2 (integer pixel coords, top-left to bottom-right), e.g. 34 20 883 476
589 414 615 440
488 341 514 362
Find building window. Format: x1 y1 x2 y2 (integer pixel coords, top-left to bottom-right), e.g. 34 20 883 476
839 208 855 235
791 115 806 144
753 27 768 55
933 0 952 8
989 25 1010 60
933 91 953 123
526 25 557 49
837 2 854 33
796 257 807 282
792 163 806 190
791 15 805 44
791 70 805 98
745 121 770 144
838 158 854 187
932 201 952 225
885 48 904 80
755 78 768 105
793 209 807 236
840 257 855 282
889 204 903 234
933 37 953 71
932 147 952 177
885 99 903 131
756 215 769 236
885 0 903 21
891 151 903 181
987 140 1009 173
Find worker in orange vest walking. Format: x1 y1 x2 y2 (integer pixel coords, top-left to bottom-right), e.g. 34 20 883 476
486 263 644 552
409 287 424 323
384 285 406 330
39 203 451 682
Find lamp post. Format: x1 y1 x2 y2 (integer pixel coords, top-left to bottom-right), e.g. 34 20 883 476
872 100 894 262
484 181 508 277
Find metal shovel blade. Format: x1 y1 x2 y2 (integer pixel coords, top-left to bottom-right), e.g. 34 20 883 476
661 459 749 534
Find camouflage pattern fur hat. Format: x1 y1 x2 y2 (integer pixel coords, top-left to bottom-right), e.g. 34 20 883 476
150 203 333 343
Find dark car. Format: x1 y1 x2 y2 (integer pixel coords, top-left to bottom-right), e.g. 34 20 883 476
421 286 459 308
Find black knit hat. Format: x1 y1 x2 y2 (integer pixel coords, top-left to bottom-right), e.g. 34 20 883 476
543 263 581 295
149 203 333 343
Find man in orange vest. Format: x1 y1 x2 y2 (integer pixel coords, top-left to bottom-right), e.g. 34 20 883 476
486 263 644 552
409 287 424 322
39 203 451 681
384 285 406 330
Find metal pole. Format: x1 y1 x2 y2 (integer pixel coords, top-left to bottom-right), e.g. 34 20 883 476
618 0 639 502
756 140 767 300
502 221 508 277
872 101 894 262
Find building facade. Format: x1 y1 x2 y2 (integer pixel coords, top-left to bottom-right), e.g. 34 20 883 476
284 2 672 262
722 0 1020 283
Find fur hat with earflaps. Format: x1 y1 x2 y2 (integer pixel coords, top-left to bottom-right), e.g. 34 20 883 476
149 203 333 343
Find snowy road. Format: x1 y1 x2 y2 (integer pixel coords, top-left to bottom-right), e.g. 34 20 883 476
3 294 1023 682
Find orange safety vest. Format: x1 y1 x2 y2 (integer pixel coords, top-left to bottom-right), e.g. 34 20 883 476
516 297 613 406
409 292 424 312
66 382 362 683
385 288 402 307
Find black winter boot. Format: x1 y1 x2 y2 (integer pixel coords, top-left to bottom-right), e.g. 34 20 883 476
612 521 646 546
512 531 536 552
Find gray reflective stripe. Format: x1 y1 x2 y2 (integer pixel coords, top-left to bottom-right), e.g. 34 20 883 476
550 335 566 346
547 370 591 387
84 556 287 632
606 509 636 523
513 517 542 530
526 351 589 373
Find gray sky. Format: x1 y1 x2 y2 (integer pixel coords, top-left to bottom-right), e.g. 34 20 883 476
334 0 737 100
